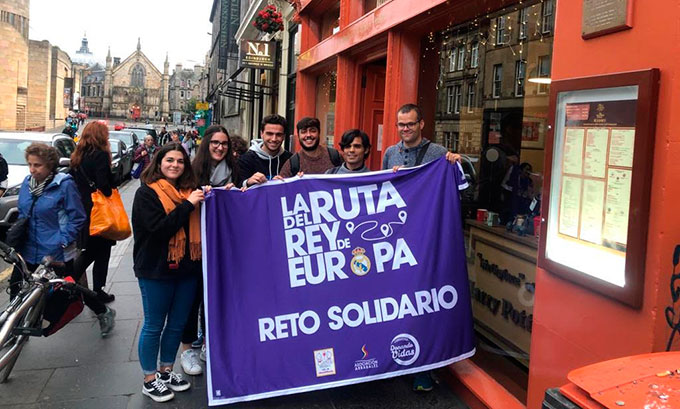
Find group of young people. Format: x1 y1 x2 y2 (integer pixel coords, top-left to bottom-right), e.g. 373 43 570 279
10 103 462 403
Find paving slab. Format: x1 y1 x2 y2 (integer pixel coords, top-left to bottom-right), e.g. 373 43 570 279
39 395 129 409
14 319 138 371
39 362 140 401
0 368 53 405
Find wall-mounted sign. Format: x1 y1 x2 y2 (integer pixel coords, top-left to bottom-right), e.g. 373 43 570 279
539 69 660 308
196 102 210 110
239 40 277 71
582 0 633 39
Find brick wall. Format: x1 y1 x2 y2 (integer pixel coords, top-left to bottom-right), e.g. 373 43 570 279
0 23 28 130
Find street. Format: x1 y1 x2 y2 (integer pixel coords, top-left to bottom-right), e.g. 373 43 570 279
0 164 468 409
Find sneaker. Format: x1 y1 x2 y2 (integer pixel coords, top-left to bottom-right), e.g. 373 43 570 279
180 349 203 375
413 372 434 392
199 344 206 362
158 370 191 392
142 377 174 402
96 290 115 304
191 335 204 349
97 307 116 337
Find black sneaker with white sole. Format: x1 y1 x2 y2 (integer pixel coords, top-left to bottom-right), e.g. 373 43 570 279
158 370 191 392
142 377 174 402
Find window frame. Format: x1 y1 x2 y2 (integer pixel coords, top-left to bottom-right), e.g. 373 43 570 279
449 49 456 72
454 84 462 113
467 82 475 113
542 0 554 34
538 55 552 94
446 86 455 113
519 7 528 40
515 60 526 97
496 16 506 45
493 64 503 98
457 46 465 71
470 42 479 68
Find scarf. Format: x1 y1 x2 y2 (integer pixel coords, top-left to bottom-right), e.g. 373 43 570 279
29 173 55 197
210 160 232 187
148 179 201 262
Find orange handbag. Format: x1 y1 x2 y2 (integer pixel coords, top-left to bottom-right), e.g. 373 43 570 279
89 188 131 240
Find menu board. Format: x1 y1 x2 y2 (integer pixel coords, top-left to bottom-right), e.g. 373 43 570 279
557 99 637 252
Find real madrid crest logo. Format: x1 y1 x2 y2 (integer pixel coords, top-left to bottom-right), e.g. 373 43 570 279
351 247 371 276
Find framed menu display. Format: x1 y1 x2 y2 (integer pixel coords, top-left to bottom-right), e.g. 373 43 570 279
538 70 660 308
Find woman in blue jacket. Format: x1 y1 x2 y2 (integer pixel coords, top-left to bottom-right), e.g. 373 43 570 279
9 143 115 337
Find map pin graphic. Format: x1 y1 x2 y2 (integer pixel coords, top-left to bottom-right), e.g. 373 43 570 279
346 222 355 233
398 211 407 223
380 224 390 237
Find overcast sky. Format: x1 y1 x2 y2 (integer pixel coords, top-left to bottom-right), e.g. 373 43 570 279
29 0 214 72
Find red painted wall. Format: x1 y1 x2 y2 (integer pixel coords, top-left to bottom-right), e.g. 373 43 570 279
527 1 680 408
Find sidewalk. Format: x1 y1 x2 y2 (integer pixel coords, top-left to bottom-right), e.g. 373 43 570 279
0 180 468 409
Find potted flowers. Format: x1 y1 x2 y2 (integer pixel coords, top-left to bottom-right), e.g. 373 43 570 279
253 5 285 34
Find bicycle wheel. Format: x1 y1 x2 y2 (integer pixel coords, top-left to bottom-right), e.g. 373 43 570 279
0 294 44 383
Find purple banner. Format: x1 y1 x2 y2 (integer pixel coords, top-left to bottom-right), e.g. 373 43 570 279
202 158 475 405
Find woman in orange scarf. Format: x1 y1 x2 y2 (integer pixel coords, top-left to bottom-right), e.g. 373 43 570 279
131 143 204 402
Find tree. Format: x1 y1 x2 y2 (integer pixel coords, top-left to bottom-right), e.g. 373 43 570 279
184 97 198 116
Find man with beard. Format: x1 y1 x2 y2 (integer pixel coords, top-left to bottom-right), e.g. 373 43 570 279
277 117 342 178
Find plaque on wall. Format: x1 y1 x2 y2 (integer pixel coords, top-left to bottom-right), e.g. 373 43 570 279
582 0 633 39
538 70 659 308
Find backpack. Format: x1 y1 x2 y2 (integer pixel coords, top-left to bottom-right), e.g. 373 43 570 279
289 147 342 175
414 141 431 166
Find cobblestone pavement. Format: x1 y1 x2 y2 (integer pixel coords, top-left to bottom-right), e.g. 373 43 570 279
0 174 468 409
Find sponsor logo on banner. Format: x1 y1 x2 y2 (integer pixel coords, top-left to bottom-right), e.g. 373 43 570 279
390 333 420 366
350 247 371 276
354 344 379 371
314 348 336 377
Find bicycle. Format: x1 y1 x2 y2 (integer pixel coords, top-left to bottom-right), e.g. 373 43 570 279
0 241 96 383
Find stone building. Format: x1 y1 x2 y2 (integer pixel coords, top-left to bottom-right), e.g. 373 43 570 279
25 41 72 130
77 38 169 120
169 63 203 115
0 0 29 130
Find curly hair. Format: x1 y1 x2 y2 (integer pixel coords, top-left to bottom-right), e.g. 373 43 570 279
70 121 111 168
25 143 60 172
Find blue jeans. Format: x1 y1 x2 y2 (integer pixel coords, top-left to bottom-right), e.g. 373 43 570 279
138 276 198 375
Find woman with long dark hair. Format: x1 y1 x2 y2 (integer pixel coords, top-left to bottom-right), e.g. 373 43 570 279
132 143 205 402
70 121 117 303
176 125 239 376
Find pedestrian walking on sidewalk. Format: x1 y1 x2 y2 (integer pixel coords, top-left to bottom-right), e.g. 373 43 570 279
69 121 118 304
9 143 115 336
132 143 205 402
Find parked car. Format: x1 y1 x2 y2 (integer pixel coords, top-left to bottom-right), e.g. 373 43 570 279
0 132 76 235
109 138 133 184
109 130 139 153
124 125 157 143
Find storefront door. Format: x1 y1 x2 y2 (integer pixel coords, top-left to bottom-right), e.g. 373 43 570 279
359 62 386 170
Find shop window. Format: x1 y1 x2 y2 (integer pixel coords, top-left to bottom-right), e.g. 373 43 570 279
537 55 551 93
470 42 479 68
542 0 555 33
496 17 506 45
446 86 454 113
518 7 528 40
493 64 503 98
457 47 465 70
515 60 526 97
454 84 462 113
449 49 456 72
467 82 475 113
320 3 340 41
316 70 337 146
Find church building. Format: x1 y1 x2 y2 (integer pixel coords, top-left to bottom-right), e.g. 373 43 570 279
79 38 169 120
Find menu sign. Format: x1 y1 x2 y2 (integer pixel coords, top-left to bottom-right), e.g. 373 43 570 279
557 100 637 252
